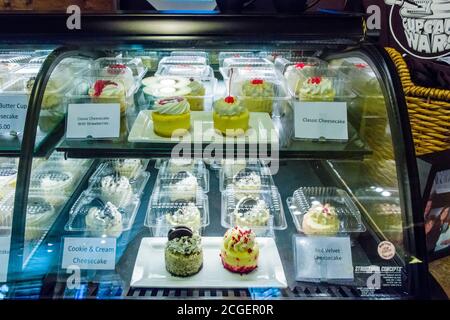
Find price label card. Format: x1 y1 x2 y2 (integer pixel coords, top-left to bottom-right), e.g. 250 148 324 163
294 101 348 141
0 236 11 282
294 236 354 281
0 95 28 135
61 237 116 270
66 104 120 139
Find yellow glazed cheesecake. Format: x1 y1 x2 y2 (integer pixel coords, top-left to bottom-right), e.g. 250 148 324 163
220 226 259 274
213 96 249 137
152 96 191 138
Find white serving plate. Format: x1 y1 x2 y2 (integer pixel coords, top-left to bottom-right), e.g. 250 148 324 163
130 237 287 288
128 111 278 144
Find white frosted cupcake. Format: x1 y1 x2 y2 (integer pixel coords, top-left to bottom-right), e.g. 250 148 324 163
100 175 133 207
167 173 199 201
232 170 262 200
233 196 270 228
165 202 202 234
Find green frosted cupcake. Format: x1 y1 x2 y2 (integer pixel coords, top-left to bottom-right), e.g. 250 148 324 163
186 78 206 111
240 79 275 113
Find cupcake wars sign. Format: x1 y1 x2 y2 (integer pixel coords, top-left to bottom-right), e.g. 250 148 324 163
386 0 450 59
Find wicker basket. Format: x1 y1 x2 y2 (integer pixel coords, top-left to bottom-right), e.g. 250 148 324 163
386 48 450 156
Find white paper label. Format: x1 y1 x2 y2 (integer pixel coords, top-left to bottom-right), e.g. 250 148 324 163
0 95 28 135
0 236 11 282
66 104 120 139
61 237 116 270
294 101 348 141
294 236 354 281
434 169 450 194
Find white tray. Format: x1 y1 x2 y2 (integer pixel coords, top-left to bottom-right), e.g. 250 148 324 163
128 111 277 144
130 237 287 288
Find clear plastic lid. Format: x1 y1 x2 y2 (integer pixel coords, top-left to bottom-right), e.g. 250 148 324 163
0 54 31 63
129 51 159 71
218 52 256 67
158 56 208 67
219 160 274 192
93 57 147 80
0 163 17 189
13 64 42 76
89 163 150 197
156 167 209 193
220 57 274 80
171 51 209 61
158 157 206 173
145 187 209 236
155 64 214 79
65 190 140 237
154 171 207 202
222 185 286 230
29 168 80 196
278 56 326 75
29 55 49 64
287 187 366 235
209 157 259 171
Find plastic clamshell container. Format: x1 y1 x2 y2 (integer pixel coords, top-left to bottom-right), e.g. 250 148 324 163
209 157 259 171
90 159 149 180
141 74 217 111
65 189 141 238
287 187 366 235
127 51 159 70
29 167 83 198
13 64 42 76
220 57 274 80
0 54 31 63
278 56 326 75
29 55 48 64
0 163 17 196
219 159 274 192
89 163 150 196
158 158 206 174
156 64 214 79
218 52 256 67
156 166 209 194
288 68 355 102
145 187 209 236
158 56 208 67
222 185 287 230
0 191 66 240
230 67 290 115
36 157 93 177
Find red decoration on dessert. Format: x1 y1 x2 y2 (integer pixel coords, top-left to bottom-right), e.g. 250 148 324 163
224 96 235 104
355 63 367 69
107 64 127 75
220 256 257 274
308 77 322 85
93 80 117 97
295 63 306 69
251 79 264 85
158 97 183 105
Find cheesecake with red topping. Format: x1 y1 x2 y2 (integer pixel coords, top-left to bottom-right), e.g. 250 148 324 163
240 78 275 113
220 226 259 274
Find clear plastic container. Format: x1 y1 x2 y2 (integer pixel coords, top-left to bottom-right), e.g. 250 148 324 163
126 51 159 71
65 189 141 238
0 54 31 64
158 157 205 173
222 185 286 230
141 74 216 111
158 159 209 193
29 55 49 65
158 56 208 67
13 64 42 76
92 57 147 93
289 68 354 102
278 56 326 75
89 163 150 197
0 163 18 189
220 57 274 80
64 76 135 120
209 157 259 171
29 168 81 202
219 159 274 192
287 187 366 235
230 67 290 114
218 52 256 67
154 170 208 201
145 187 209 236
0 192 65 241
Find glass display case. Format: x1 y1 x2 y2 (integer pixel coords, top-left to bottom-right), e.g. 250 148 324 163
0 13 428 300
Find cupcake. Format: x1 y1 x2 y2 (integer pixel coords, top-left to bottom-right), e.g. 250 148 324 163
232 169 262 200
113 159 144 179
33 170 75 205
100 64 135 92
167 172 199 201
220 226 259 274
25 197 56 241
165 202 202 234
152 96 191 138
85 199 123 237
89 80 127 114
186 78 206 111
240 79 275 113
165 226 203 277
302 203 340 235
298 76 335 101
285 63 316 94
233 196 270 228
100 175 133 207
213 96 249 137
